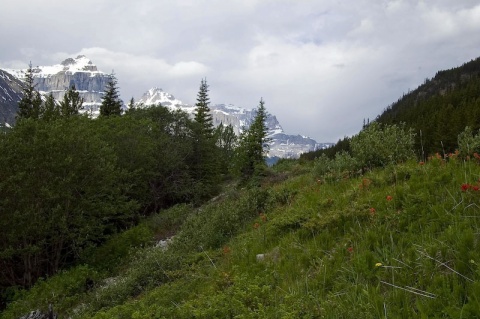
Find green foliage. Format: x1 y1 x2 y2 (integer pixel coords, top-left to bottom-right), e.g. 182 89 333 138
59 85 84 117
7 156 480 318
314 151 359 182
0 117 137 289
41 92 60 121
376 57 480 156
215 123 238 174
457 126 480 158
0 265 100 319
80 223 153 273
100 72 123 117
16 62 42 121
193 78 214 138
351 122 415 169
190 79 222 202
235 98 270 180
173 187 270 252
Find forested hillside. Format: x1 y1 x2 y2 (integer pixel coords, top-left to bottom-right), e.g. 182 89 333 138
302 57 480 161
377 57 480 158
4 115 480 318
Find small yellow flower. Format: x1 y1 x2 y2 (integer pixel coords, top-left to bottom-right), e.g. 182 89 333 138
375 262 383 267
470 259 475 264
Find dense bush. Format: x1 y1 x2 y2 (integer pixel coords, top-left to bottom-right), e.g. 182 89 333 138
0 117 137 290
457 126 480 158
351 122 415 169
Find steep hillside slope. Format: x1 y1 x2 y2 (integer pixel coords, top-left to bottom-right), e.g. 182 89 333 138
376 57 480 156
302 56 480 160
4 156 480 318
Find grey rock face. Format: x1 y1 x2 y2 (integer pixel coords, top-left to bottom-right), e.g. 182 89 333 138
35 72 109 104
0 69 24 125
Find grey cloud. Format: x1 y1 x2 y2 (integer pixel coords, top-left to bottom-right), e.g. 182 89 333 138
1 1 480 142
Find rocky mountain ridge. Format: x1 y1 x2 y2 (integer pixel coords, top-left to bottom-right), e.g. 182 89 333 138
3 55 110 115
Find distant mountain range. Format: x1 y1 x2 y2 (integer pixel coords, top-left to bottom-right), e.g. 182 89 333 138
0 56 330 158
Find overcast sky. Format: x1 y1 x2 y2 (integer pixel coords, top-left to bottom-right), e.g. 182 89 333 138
1 0 480 142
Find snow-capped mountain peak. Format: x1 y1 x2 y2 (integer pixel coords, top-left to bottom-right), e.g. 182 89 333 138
5 55 103 79
137 87 196 113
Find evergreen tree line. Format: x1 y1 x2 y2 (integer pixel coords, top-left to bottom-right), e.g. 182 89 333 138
0 68 270 296
301 57 480 161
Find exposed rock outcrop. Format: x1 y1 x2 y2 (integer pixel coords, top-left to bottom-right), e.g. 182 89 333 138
0 69 24 126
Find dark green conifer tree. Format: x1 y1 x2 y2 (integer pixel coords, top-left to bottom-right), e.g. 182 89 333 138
17 62 42 120
235 98 270 178
41 93 60 121
100 72 123 117
194 78 214 137
59 85 84 117
191 78 220 201
127 97 136 111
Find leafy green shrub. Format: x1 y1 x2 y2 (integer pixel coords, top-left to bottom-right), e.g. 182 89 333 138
351 122 415 169
80 224 154 272
458 126 480 158
314 151 359 182
314 153 333 177
1 265 99 319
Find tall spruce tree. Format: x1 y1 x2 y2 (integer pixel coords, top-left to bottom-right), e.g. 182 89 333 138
17 62 42 120
191 78 220 201
127 97 136 111
235 98 270 178
194 78 214 137
100 72 123 117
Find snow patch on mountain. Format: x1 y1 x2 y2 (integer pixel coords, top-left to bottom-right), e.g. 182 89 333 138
4 55 103 79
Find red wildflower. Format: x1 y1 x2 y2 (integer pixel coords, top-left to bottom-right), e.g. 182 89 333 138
253 222 260 229
359 178 372 190
223 246 231 255
347 247 354 253
369 207 376 216
474 153 480 160
260 213 267 222
419 161 425 165
386 195 393 201
474 186 480 192
461 184 471 192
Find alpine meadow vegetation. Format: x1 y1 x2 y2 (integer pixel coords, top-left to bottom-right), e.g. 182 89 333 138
3 119 480 318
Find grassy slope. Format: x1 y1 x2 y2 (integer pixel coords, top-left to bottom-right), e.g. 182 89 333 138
3 157 480 318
